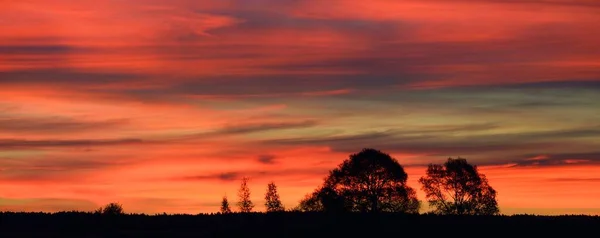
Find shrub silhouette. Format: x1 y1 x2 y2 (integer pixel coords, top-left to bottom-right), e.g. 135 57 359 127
299 148 420 213
419 157 499 215
265 182 285 212
96 202 125 216
220 196 232 214
237 177 254 213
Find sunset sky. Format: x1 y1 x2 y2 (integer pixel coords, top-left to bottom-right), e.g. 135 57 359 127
1 0 599 215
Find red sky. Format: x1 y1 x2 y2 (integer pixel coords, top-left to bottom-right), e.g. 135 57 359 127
1 0 599 215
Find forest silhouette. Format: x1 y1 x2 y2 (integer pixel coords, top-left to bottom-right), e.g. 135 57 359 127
1 148 599 237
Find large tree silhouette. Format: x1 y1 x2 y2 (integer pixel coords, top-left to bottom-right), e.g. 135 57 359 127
299 148 420 213
237 177 254 213
265 182 285 212
419 158 499 215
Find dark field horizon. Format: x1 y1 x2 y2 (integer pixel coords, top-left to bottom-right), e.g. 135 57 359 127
1 212 599 237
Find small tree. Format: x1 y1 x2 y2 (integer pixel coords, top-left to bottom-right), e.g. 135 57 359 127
265 182 284 212
237 177 254 213
97 202 124 216
220 196 232 214
419 158 499 215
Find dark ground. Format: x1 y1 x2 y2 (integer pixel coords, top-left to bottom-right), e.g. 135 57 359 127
1 212 599 237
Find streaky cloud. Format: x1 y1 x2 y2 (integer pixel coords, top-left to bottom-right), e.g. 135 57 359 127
0 138 143 150
0 117 129 133
257 154 277 165
179 168 330 182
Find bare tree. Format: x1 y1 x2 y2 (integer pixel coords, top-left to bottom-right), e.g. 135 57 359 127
265 182 284 212
237 177 254 213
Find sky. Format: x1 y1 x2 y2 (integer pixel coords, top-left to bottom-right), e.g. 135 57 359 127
0 0 599 215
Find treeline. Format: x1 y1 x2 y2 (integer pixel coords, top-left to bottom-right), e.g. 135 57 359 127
0 148 500 216
214 148 498 215
91 148 498 215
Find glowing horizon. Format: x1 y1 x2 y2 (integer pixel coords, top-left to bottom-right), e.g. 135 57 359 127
1 0 599 215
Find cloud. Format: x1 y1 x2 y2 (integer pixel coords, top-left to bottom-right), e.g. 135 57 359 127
257 154 277 164
502 81 600 90
216 120 318 135
0 69 140 86
0 44 75 55
187 89 354 100
123 74 398 98
179 168 330 182
0 154 137 183
1 0 598 105
261 126 600 159
513 152 600 167
0 138 143 150
260 123 500 151
182 172 241 182
266 130 396 146
175 120 320 140
528 128 600 139
0 155 133 171
0 117 129 133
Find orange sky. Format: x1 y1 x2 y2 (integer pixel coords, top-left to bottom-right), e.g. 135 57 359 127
1 0 599 215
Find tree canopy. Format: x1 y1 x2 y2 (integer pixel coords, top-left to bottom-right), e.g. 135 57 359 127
298 148 420 213
419 158 499 215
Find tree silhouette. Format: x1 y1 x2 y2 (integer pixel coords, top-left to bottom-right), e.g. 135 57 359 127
299 148 420 213
96 202 124 216
419 157 499 215
296 191 323 212
265 182 285 212
220 196 232 214
237 177 254 213
297 185 348 213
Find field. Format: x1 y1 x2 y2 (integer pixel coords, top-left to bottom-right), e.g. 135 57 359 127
1 212 599 237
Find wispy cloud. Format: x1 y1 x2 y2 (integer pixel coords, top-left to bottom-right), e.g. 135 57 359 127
179 168 331 182
0 116 129 133
0 138 143 150
257 154 277 165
